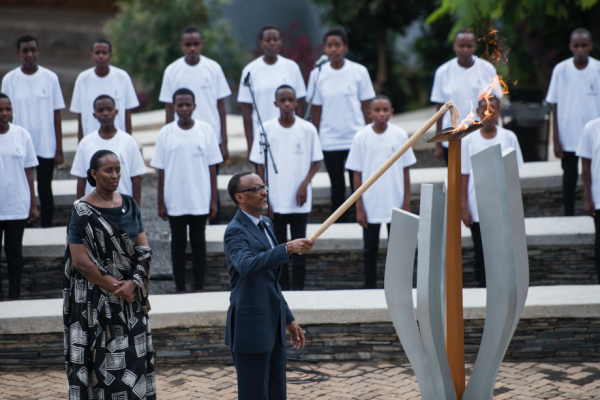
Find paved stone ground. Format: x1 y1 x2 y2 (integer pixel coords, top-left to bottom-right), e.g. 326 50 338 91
1 361 600 399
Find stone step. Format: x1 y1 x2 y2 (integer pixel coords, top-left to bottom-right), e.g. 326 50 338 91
42 160 580 225
22 216 592 258
2 285 598 334
0 286 598 366
15 216 597 298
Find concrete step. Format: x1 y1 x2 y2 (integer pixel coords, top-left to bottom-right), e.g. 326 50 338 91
39 160 576 208
22 216 593 259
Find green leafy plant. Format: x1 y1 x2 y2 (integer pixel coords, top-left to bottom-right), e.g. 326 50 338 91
105 0 249 110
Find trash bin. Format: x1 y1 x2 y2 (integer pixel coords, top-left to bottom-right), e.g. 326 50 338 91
501 90 552 162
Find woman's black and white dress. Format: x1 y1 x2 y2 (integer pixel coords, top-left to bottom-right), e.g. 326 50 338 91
63 197 155 400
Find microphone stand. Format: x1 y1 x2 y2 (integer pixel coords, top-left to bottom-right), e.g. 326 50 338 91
304 61 326 122
245 73 278 211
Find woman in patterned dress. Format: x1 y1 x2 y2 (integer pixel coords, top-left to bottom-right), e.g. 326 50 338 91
63 149 155 400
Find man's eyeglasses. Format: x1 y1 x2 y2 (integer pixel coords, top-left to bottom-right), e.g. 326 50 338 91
237 184 269 194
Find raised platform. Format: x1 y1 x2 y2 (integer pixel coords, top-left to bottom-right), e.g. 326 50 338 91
11 216 597 299
0 286 598 368
38 160 583 226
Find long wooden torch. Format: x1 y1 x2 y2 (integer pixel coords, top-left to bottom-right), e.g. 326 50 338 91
308 100 458 241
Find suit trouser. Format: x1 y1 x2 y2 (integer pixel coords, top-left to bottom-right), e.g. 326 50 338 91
36 156 55 227
168 214 207 291
273 213 307 290
594 213 600 284
231 317 287 400
0 219 27 299
363 223 390 289
562 152 579 216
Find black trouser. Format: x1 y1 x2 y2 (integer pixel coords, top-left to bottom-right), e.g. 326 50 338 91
231 316 286 400
0 219 27 299
470 222 486 287
168 214 207 292
594 214 600 284
562 152 579 216
209 163 221 225
36 156 55 227
323 150 355 222
363 223 390 289
273 213 307 290
443 146 449 165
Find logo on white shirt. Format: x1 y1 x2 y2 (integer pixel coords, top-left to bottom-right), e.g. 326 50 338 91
587 83 598 96
292 142 304 154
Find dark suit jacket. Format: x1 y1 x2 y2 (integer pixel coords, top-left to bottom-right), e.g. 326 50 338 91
224 209 295 354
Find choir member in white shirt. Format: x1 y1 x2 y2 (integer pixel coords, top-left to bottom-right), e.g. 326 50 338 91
0 93 39 300
461 96 524 287
238 25 307 159
249 85 324 290
307 27 376 222
345 95 416 288
1 34 65 227
430 29 498 164
70 39 139 142
70 95 147 206
151 89 222 293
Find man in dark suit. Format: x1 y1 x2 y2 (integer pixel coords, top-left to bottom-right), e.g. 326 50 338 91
224 172 314 399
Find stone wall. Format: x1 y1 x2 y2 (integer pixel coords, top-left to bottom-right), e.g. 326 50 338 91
2 318 599 370
4 242 598 299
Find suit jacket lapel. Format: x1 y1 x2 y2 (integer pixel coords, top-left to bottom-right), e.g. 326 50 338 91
236 209 271 251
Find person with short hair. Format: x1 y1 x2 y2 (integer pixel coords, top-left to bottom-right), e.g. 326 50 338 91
546 28 600 216
70 38 139 142
159 26 231 161
250 85 323 290
346 95 416 289
64 149 155 400
0 93 39 300
308 27 376 223
461 96 524 287
70 95 146 205
430 29 499 164
1 34 65 227
238 24 307 159
224 171 312 399
577 117 600 283
150 88 222 293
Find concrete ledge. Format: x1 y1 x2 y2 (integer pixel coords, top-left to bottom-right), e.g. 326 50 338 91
1 285 598 335
21 216 594 259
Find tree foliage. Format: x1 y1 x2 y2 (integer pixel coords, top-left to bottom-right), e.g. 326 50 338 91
105 0 249 110
311 0 435 110
427 0 600 94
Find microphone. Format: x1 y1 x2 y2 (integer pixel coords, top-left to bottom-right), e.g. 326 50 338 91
243 72 251 87
314 55 329 68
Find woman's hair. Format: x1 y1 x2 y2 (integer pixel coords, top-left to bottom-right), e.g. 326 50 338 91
87 150 118 187
323 27 348 46
93 94 115 110
173 88 195 104
258 24 281 41
0 92 10 101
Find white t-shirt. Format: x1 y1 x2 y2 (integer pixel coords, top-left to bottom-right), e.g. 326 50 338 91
70 66 139 136
345 124 417 224
249 117 324 214
546 57 600 152
1 66 65 158
430 57 499 148
150 120 223 216
576 118 600 209
158 56 232 144
0 124 39 220
237 56 307 137
307 60 376 151
70 129 147 196
461 126 524 223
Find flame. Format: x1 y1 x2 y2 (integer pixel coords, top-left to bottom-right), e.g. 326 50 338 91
450 22 512 133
